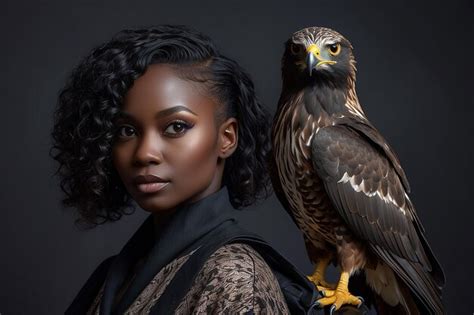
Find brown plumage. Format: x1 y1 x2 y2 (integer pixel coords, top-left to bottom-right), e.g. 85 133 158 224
270 26 445 314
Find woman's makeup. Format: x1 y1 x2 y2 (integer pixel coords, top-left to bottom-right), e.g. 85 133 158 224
112 64 225 213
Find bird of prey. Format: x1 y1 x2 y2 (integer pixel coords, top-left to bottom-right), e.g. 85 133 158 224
270 26 445 314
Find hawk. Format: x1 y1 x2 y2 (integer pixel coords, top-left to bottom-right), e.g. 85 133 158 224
270 26 445 314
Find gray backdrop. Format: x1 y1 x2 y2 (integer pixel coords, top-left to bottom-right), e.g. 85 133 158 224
1 0 472 314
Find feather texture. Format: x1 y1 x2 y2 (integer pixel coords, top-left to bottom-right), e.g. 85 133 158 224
272 26 445 314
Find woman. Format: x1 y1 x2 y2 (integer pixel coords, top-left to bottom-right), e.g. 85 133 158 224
51 25 316 314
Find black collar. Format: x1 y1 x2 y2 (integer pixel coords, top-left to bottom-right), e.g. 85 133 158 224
100 186 238 315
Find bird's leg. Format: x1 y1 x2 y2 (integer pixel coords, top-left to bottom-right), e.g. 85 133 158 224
316 271 363 311
316 231 365 312
307 256 336 292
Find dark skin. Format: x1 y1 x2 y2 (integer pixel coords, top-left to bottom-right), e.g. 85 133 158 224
112 64 238 228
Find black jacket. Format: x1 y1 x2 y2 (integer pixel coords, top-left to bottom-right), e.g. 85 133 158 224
65 186 320 314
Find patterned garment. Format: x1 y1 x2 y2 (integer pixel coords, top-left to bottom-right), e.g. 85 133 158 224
87 243 290 314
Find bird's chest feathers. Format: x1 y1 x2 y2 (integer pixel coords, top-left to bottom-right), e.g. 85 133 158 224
274 87 347 166
273 88 347 237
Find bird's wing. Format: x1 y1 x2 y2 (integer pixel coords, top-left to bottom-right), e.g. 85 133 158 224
337 116 411 193
311 123 444 313
311 124 423 262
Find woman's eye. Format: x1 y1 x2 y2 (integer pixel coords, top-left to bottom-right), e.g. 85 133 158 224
164 120 192 136
116 125 136 138
328 43 341 56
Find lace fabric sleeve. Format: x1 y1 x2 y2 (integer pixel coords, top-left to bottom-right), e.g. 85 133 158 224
175 243 291 315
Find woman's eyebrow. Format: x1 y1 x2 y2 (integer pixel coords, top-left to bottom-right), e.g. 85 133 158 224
155 105 198 119
117 105 198 120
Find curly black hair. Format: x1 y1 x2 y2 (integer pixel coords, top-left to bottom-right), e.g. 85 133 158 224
50 25 272 227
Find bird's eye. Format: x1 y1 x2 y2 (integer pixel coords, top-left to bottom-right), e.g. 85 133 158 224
116 125 136 138
290 43 303 55
163 120 193 137
328 43 341 56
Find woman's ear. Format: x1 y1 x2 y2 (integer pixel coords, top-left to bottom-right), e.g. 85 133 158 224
218 117 238 159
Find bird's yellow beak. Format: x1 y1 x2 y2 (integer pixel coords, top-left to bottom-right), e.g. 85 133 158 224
306 44 337 76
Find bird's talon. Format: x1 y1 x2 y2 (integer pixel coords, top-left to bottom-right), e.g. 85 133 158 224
315 289 363 310
356 296 365 307
311 301 321 309
329 305 336 315
308 300 318 313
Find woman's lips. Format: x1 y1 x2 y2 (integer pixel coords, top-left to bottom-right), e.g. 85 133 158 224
136 181 170 193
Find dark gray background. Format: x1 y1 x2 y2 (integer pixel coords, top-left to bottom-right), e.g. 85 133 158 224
1 0 472 314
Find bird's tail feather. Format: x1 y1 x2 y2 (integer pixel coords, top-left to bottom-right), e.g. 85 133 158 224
371 245 444 314
364 262 421 314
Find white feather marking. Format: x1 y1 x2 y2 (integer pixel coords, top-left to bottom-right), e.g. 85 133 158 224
304 115 315 146
337 171 407 215
305 132 314 146
345 101 365 119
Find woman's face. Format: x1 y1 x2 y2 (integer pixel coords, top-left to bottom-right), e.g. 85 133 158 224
112 64 237 213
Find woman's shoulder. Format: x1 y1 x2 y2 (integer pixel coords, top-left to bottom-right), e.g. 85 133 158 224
204 242 281 284
204 242 280 285
176 242 290 314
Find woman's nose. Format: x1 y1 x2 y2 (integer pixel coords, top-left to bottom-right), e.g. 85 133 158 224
133 132 163 166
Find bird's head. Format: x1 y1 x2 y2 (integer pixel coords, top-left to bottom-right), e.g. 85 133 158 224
282 26 356 89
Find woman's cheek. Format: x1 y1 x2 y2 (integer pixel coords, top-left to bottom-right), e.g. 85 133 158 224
174 134 217 177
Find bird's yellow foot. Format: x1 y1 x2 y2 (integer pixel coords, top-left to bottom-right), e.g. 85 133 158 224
314 271 364 313
307 258 337 292
316 289 363 308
